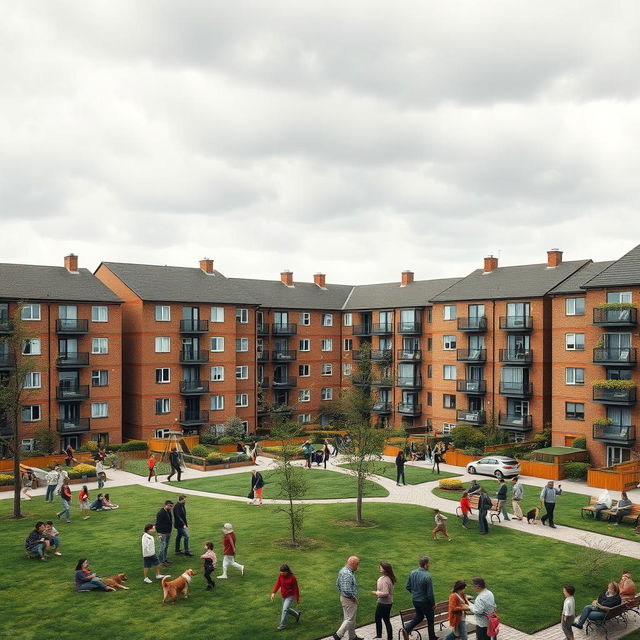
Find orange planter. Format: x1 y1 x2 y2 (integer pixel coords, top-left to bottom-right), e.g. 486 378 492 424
0 453 92 473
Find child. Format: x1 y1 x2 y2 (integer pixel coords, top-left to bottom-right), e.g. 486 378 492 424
432 509 452 541
200 541 217 591
43 521 62 556
102 493 119 509
21 468 34 500
90 493 104 510
78 485 90 520
561 584 575 640
460 492 472 529
141 524 168 584
147 454 158 482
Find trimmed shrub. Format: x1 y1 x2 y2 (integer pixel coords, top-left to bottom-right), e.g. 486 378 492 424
451 424 486 450
107 443 122 452
439 478 464 491
199 429 217 445
572 436 587 450
218 436 236 445
119 440 148 452
205 453 250 465
0 473 14 486
77 440 98 453
191 444 209 458
533 429 551 448
68 464 97 479
564 462 590 480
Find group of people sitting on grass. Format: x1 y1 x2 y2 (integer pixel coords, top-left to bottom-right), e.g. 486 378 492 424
24 521 62 560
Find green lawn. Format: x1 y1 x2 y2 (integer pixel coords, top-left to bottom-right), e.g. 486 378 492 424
340 461 458 484
1 485 639 639
171 468 390 499
433 479 640 541
123 459 171 477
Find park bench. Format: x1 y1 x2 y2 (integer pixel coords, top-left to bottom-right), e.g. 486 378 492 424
398 604 476 640
601 503 640 527
455 494 501 523
584 602 630 639
581 496 618 518
625 594 640 618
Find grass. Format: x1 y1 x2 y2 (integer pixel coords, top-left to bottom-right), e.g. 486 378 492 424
340 461 459 484
170 468 390 499
123 459 171 477
1 484 639 639
433 479 640 541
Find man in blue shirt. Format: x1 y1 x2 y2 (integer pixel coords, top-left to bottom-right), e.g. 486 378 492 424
333 556 363 640
540 481 562 528
402 556 436 640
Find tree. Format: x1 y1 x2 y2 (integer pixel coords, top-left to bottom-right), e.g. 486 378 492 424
33 426 57 454
223 416 246 441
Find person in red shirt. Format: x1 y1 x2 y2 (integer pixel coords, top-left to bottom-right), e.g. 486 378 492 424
147 454 158 482
78 485 90 520
460 492 472 529
217 523 244 579
271 563 300 630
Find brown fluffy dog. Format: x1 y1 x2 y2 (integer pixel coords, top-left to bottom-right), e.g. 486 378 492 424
102 573 130 590
162 569 196 603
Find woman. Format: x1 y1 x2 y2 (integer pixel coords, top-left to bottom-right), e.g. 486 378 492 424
147 454 158 482
251 442 259 465
201 541 217 591
21 468 34 500
608 492 632 525
459 492 472 529
432 450 442 474
371 561 395 640
444 580 471 640
409 441 417 461
249 470 265 505
323 439 331 469
56 478 72 522
478 488 491 535
78 485 90 520
64 445 75 467
619 571 636 601
271 564 300 630
302 441 314 469
74 558 115 592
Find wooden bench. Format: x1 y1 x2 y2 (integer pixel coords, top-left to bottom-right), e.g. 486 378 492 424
625 594 640 618
584 602 630 639
455 494 501 523
398 604 476 640
581 496 618 518
602 504 640 527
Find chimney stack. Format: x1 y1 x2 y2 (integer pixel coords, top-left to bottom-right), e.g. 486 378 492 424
547 248 563 267
199 258 215 274
314 273 326 288
64 253 79 273
281 270 294 287
484 255 498 273
401 270 414 287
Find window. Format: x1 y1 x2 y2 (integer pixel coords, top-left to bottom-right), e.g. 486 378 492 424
155 428 171 438
22 338 41 355
608 291 632 304
565 333 585 351
443 365 457 380
565 402 585 420
343 339 352 352
235 338 249 352
298 414 312 424
21 304 40 321
443 335 456 350
235 308 249 324
443 394 456 409
298 389 310 402
321 338 333 352
235 393 249 407
210 337 224 352
322 313 333 326
566 368 585 385
321 387 333 401
155 398 170 414
91 306 108 322
92 370 109 387
211 395 225 410
236 365 249 380
427 308 432 323
344 313 353 327
342 363 352 376
427 365 433 379
299 364 310 377
565 298 585 316
427 392 433 406
427 338 432 351
155 368 170 383
153 337 169 353
23 372 41 389
299 339 310 352
211 307 224 322
210 366 224 382
321 363 333 376
444 305 457 320
299 312 311 326
155 305 170 321
22 405 41 422
91 402 108 418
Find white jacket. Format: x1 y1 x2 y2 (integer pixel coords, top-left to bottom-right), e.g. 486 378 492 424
142 532 156 557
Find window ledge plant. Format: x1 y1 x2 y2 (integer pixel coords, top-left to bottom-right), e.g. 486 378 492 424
596 302 636 310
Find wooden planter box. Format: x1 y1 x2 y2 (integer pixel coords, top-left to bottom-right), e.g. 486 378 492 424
184 460 254 472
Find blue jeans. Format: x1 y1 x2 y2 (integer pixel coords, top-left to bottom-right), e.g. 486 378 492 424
97 474 105 489
45 485 57 502
396 467 405 484
158 533 171 563
478 511 489 533
279 596 299 628
499 500 510 521
58 498 70 521
577 605 606 626
77 578 108 591
27 543 45 558
444 620 468 640
48 536 60 549
462 512 469 527
175 527 190 553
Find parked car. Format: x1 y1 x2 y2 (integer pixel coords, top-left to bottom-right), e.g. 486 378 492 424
466 456 521 479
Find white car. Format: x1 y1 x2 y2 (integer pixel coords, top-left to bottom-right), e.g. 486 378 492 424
466 455 521 479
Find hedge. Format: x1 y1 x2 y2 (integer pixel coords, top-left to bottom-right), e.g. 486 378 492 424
0 473 14 486
119 440 148 452
68 464 97 479
190 444 210 458
439 478 464 491
564 462 590 480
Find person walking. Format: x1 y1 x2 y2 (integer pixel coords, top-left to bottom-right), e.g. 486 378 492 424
271 563 301 630
540 481 563 528
167 448 182 482
432 509 452 541
496 478 510 521
561 584 576 640
251 442 259 464
249 469 265 506
432 450 442 474
45 465 61 503
460 492 472 529
332 556 361 640
401 556 436 640
21 468 34 500
56 478 72 523
331 435 340 457
141 523 169 584
302 441 314 469
511 476 524 521
217 523 245 579
147 453 158 482
95 459 106 490
64 445 75 467
173 495 192 556
323 439 331 468
371 562 395 640
201 541 217 591
78 485 90 520
468 577 496 640
155 500 174 565
395 450 406 486
55 466 69 492
443 580 471 640
477 488 492 535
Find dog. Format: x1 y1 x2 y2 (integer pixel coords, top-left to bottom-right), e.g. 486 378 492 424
162 569 196 603
526 506 540 524
102 573 129 590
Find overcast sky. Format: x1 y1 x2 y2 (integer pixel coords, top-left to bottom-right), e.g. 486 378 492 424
2 1 640 285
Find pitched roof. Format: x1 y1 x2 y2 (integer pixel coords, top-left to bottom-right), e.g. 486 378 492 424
582 245 640 289
429 260 591 302
0 263 121 303
549 261 615 295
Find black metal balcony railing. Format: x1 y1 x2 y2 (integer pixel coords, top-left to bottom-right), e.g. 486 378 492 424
593 348 637 366
372 401 392 414
592 423 636 444
257 350 269 362
56 418 90 434
179 319 209 333
456 409 486 424
353 349 392 361
272 323 297 336
179 410 209 425
398 402 422 416
499 349 533 364
372 323 394 335
352 324 372 336
0 352 16 369
272 377 297 388
592 386 637 405
179 380 210 394
396 376 422 389
593 307 638 327
0 319 13 334
456 348 487 363
397 349 422 361
56 384 90 401
257 324 270 336
398 321 422 334
179 350 209 364
499 316 533 331
55 319 89 333
370 378 393 387
56 352 90 367
456 379 487 394
272 350 297 362
499 381 533 397
498 412 533 431
457 317 488 332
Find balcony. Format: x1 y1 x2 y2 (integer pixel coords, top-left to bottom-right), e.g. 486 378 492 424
55 319 89 334
457 317 488 332
352 375 370 387
397 349 422 361
0 319 13 334
499 381 533 397
498 412 533 431
257 350 269 362
353 349 392 361
456 380 487 394
593 348 637 366
372 323 393 335
179 380 210 395
56 384 90 402
499 316 533 332
499 349 533 365
370 378 393 388
372 401 392 414
593 307 637 327
258 378 269 389
179 350 209 364
56 352 90 368
456 409 486 425
272 377 297 389
398 321 422 334
56 418 91 434
592 423 636 445
456 348 487 363
592 386 637 405
179 410 209 426
352 324 372 336
180 319 209 333
272 323 297 336
397 376 422 389
272 349 297 362
398 402 422 416
258 323 270 336
258 404 292 416
0 352 16 370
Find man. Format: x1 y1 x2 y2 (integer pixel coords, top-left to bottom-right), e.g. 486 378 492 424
496 478 510 521
333 556 362 640
173 495 192 556
95 459 106 490
155 500 174 565
467 479 481 497
540 481 563 528
302 441 314 469
402 556 436 640
396 450 406 486
167 448 182 482
25 521 48 560
331 435 340 457
511 476 524 520
572 582 621 629
477 488 492 535
141 523 169 584
593 489 612 521
45 465 61 503
469 577 496 640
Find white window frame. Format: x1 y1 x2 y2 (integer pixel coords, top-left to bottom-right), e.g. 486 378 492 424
565 298 585 316
298 389 311 402
235 308 249 324
91 402 108 418
211 395 225 411
343 313 353 327
210 337 224 352
343 338 352 352
155 368 170 383
91 306 109 322
155 398 171 414
153 337 169 353
22 405 41 422
299 338 310 352
211 307 224 322
342 363 352 376
235 393 249 408
321 387 333 401
608 291 632 304
322 313 333 327
442 422 455 435
443 365 457 380
21 304 41 321
321 363 333 376
300 312 311 326
565 333 585 351
155 428 171 438
298 413 312 424
443 335 456 350
235 338 249 352
210 366 224 382
236 365 249 380
92 370 109 387
565 367 585 385
22 338 41 355
321 338 333 352
23 372 41 389
298 364 310 377
443 305 457 320
155 305 171 321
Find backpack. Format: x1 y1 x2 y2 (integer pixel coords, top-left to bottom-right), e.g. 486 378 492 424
487 611 500 638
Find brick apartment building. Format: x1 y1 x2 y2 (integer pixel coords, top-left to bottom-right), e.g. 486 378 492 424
0 255 122 451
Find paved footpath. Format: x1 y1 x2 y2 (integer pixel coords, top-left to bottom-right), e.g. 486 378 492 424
4 455 640 639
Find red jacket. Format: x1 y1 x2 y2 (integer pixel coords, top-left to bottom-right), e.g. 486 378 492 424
460 496 471 514
272 572 300 601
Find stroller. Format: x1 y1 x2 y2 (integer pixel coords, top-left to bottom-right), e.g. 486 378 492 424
313 450 324 466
